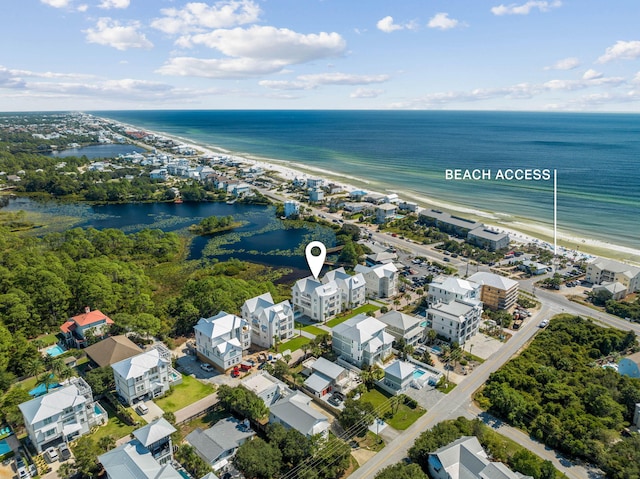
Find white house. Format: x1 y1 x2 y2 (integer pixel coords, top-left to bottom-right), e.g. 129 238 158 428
269 392 330 439
292 277 341 322
19 377 107 453
355 263 398 299
428 276 482 307
381 360 415 394
112 346 181 406
332 313 394 366
376 203 397 223
195 312 251 372
283 200 300 218
242 292 294 348
378 310 424 346
149 168 168 180
586 258 640 294
427 299 483 345
241 371 292 407
322 267 366 310
186 417 255 470
303 357 350 397
132 417 177 466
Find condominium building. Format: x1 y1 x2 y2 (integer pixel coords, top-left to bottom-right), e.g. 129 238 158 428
292 276 341 322
585 258 640 294
427 299 483 345
467 227 510 251
242 292 294 348
19 377 107 453
354 263 398 299
332 313 394 366
467 272 519 311
322 267 366 310
194 312 251 372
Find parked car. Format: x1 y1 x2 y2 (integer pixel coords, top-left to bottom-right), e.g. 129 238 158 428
328 394 343 406
58 443 71 461
539 319 549 328
231 369 240 378
136 403 149 415
17 466 30 479
257 362 267 370
200 363 214 372
45 446 59 463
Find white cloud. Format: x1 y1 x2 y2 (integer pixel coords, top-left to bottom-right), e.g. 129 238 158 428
98 0 129 8
84 18 153 51
157 57 288 79
632 72 640 84
152 0 261 35
597 40 640 63
544 57 580 70
376 16 403 33
350 88 384 99
258 80 312 91
491 0 561 16
258 72 389 91
428 13 465 30
40 0 72 8
77 4 88 12
0 67 27 89
582 69 603 80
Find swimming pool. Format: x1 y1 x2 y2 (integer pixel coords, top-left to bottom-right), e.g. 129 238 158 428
420 321 428 328
46 344 66 357
0 439 10 457
413 369 426 379
29 380 61 397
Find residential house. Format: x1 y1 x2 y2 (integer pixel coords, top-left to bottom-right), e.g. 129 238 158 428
593 282 628 301
322 267 366 310
292 277 341 323
586 258 640 294
467 227 510 251
343 202 373 214
349 190 367 200
381 360 415 394
619 352 640 378
149 168 168 180
194 312 251 372
518 260 548 276
60 307 114 349
19 377 107 453
112 346 181 406
363 193 386 204
428 436 533 479
241 371 292 407
376 203 397 223
366 251 397 265
303 357 349 397
309 188 324 203
467 272 519 310
269 392 330 439
84 335 142 368
242 292 294 348
99 440 182 479
186 417 255 470
397 201 418 212
428 276 482 307
355 263 398 299
284 200 300 218
427 300 483 345
132 417 177 466
307 178 324 189
378 310 424 346
332 313 394 366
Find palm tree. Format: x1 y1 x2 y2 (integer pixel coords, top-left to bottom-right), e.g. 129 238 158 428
37 372 56 394
25 357 45 379
427 329 437 345
51 358 66 378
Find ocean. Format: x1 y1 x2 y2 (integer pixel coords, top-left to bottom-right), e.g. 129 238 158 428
96 110 640 251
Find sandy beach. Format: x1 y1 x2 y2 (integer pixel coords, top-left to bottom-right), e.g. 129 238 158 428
102 116 640 266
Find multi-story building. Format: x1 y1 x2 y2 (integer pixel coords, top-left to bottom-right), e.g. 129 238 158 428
586 258 640 294
428 276 482 306
322 267 366 310
241 371 292 407
418 209 483 237
242 292 294 348
303 357 350 397
332 313 394 366
19 377 107 453
60 307 113 349
283 200 300 218
467 272 519 310
467 226 510 251
292 277 341 323
132 417 177 466
376 203 397 223
112 345 181 406
427 299 483 345
194 311 251 372
378 310 424 346
354 263 398 299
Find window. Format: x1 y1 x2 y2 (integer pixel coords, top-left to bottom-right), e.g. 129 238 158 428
45 428 56 437
150 366 158 375
43 417 53 426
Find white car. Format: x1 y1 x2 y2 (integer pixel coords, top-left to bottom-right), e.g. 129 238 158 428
45 446 59 462
200 363 214 372
539 319 549 328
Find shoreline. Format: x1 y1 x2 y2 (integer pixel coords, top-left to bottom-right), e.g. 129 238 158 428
97 115 640 266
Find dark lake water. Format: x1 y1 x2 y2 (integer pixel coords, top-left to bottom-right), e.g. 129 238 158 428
1 197 335 278
46 144 147 159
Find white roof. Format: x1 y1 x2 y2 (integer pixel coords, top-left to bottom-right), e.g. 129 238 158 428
594 282 627 295
323 268 365 290
242 292 274 316
467 272 518 291
294 277 339 297
310 357 345 380
332 313 388 343
242 372 279 395
430 276 478 296
133 417 176 448
19 384 88 425
304 372 332 393
99 441 182 479
429 300 478 319
270 392 329 437
194 311 247 340
112 348 168 381
378 310 422 331
589 258 640 275
355 262 398 279
384 360 415 380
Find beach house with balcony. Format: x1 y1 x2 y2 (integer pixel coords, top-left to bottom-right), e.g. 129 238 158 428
427 300 483 345
428 276 482 307
355 263 398 299
322 267 366 310
194 312 251 372
242 292 295 348
332 313 394 367
60 307 113 349
378 310 424 346
19 377 107 453
292 277 342 323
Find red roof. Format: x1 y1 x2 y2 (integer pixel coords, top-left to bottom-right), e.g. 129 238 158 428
60 309 114 333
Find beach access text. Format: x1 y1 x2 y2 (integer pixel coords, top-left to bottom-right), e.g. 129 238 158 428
445 168 552 181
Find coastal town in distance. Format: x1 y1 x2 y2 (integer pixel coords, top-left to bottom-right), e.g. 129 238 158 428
0 111 638 479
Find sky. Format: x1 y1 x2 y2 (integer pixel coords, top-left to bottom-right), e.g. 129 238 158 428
1 0 640 111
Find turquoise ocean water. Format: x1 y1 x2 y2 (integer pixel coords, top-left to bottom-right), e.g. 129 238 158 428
96 110 640 250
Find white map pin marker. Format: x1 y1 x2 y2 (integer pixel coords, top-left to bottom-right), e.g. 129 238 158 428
305 241 327 280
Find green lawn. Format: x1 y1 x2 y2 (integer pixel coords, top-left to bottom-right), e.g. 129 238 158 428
326 304 380 328
278 335 311 353
179 406 230 437
155 375 216 413
301 324 328 336
35 333 59 347
360 388 425 431
90 402 138 444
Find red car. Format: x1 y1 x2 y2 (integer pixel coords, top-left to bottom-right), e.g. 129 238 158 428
231 368 240 378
